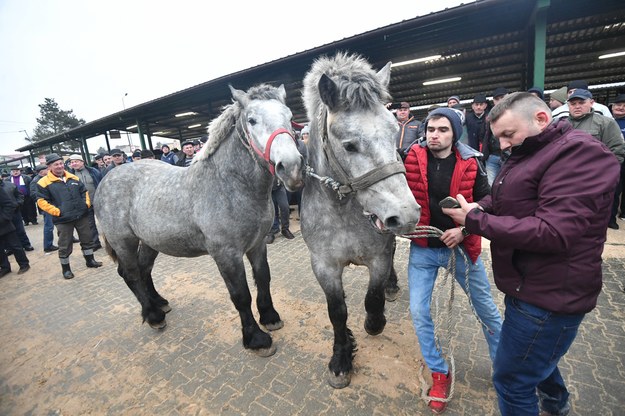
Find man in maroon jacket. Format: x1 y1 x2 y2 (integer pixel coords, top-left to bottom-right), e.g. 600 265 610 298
444 92 620 416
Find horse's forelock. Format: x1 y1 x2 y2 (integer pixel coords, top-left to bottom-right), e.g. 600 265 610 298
303 52 391 124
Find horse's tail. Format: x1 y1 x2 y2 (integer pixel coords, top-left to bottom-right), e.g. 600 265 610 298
101 234 118 263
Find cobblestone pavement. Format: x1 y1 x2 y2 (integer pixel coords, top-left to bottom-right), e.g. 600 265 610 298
0 218 624 415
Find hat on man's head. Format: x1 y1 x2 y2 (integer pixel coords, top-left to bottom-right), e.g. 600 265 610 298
45 153 63 165
447 95 460 104
94 154 103 161
549 86 568 105
161 144 170 150
492 87 509 98
567 80 588 91
425 107 463 144
399 101 411 109
110 148 123 156
527 87 544 100
34 164 47 173
472 94 487 104
68 154 83 161
10 166 21 171
301 125 310 134
140 149 155 159
612 94 625 104
181 141 194 148
568 89 593 101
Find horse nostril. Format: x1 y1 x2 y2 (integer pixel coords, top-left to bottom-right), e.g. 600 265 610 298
274 161 285 176
385 216 400 230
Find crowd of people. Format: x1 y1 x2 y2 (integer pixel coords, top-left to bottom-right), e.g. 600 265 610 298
1 79 624 415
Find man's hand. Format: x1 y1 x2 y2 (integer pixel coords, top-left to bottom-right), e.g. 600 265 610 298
442 194 481 225
440 227 464 248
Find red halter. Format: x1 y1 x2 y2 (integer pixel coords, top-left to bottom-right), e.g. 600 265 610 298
248 128 295 175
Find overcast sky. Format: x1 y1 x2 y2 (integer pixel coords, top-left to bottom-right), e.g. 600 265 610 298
0 0 471 156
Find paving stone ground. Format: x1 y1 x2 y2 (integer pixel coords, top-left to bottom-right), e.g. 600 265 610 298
0 216 624 415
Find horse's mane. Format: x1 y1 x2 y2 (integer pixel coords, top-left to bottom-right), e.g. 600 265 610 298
302 51 392 124
195 83 286 162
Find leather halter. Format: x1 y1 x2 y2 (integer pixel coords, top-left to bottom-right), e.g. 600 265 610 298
319 109 406 197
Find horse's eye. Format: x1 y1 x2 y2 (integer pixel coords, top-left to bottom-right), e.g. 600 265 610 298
248 117 257 126
344 143 358 153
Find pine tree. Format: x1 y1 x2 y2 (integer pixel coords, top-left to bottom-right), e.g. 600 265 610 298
30 98 85 152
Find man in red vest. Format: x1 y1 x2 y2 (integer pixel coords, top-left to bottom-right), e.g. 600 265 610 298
404 107 502 414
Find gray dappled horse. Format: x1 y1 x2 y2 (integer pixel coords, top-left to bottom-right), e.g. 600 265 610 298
300 52 421 388
94 84 303 357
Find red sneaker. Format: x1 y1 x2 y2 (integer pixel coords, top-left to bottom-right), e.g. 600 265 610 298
428 372 451 414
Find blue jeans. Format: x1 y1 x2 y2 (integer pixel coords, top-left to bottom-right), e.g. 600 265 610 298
43 212 55 249
485 154 502 186
493 296 584 416
408 243 502 374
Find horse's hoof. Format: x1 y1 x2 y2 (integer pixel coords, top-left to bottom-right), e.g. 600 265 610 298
385 287 400 302
160 304 172 314
149 319 167 330
327 369 351 389
252 344 277 357
263 320 284 331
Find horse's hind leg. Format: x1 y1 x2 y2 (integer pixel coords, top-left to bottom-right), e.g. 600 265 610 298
115 239 167 329
214 252 275 357
312 258 355 389
138 244 170 313
246 243 283 331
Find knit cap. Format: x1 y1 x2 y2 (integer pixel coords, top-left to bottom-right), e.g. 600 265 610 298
425 108 463 143
549 86 568 105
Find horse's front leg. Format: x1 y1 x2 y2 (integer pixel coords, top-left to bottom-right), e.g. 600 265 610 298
246 243 283 330
384 236 401 301
364 258 391 336
312 258 355 389
214 253 276 357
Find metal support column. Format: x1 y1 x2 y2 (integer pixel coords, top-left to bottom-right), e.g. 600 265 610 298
532 0 550 89
136 119 146 150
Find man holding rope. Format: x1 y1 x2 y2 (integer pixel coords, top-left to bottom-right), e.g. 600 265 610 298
404 107 502 414
444 92 620 416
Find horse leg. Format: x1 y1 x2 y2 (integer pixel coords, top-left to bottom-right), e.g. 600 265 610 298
384 236 401 302
115 240 167 329
312 259 355 389
246 243 283 330
138 243 170 313
364 259 390 336
214 253 276 357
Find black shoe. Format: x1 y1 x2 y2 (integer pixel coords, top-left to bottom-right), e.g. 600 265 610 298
31 221 38 225
62 264 74 279
44 245 59 252
85 255 102 268
72 237 80 243
23 246 34 251
0 269 11 278
5 250 13 256
17 265 30 275
608 221 619 230
281 228 295 239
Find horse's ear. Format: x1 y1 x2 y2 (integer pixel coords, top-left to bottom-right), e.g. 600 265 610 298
229 85 249 106
318 74 339 111
277 84 286 102
376 62 392 87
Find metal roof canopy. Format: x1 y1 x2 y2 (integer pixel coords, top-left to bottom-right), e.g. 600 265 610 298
17 0 625 161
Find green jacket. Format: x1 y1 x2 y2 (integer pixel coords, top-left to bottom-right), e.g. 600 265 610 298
569 110 625 164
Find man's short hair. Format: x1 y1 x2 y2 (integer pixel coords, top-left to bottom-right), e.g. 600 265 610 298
489 92 551 124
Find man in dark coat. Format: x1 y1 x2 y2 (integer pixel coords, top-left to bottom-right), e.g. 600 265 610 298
0 181 30 277
445 92 620 416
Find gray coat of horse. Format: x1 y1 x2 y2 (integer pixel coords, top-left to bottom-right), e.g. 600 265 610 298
94 84 303 357
300 52 421 387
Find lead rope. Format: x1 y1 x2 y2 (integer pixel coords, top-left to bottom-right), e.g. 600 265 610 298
400 225 492 406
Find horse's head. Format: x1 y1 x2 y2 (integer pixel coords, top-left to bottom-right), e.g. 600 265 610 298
230 84 304 191
304 53 421 235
